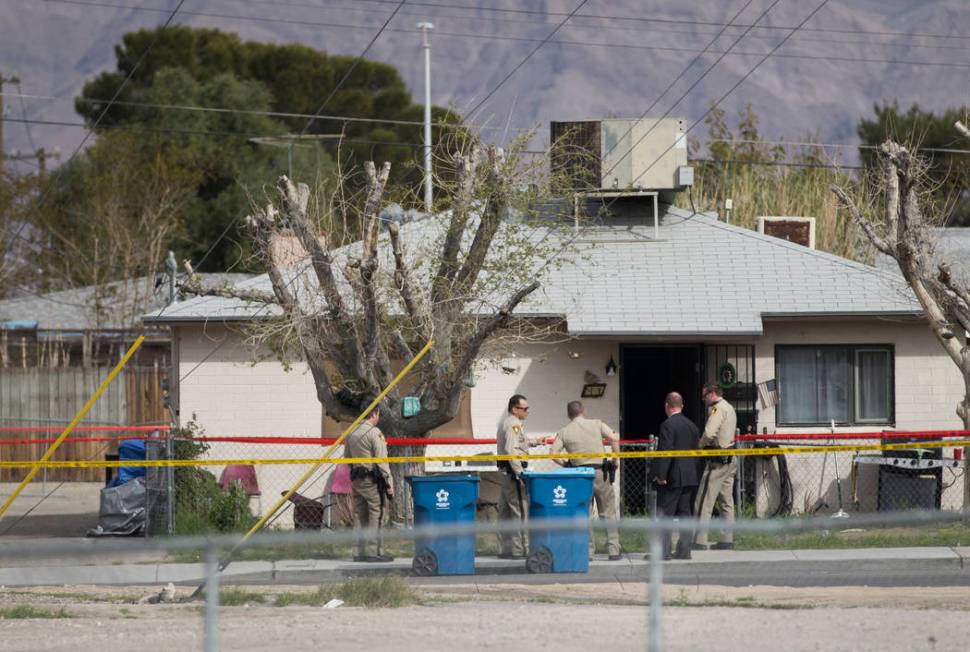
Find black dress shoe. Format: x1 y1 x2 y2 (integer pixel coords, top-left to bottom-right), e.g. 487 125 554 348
691 543 709 551
608 554 623 561
713 542 734 550
353 555 368 562
373 554 395 562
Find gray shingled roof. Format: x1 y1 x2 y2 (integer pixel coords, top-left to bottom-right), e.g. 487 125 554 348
1 274 253 331
146 207 921 336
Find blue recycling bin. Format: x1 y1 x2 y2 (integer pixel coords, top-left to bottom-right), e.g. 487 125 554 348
523 468 595 573
408 475 479 576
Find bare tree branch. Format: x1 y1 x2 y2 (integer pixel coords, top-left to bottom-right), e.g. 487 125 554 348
830 185 893 256
956 120 970 141
433 151 478 303
454 148 507 296
387 221 424 324
179 261 278 305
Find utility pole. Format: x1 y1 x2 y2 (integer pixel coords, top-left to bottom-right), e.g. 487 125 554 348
417 21 434 213
0 72 21 169
165 250 177 305
6 147 59 180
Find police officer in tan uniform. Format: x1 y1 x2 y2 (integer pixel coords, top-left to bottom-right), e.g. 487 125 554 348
496 394 533 558
694 383 738 550
346 405 395 562
551 401 622 561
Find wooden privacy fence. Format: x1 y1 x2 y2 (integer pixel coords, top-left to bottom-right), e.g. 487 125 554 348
0 366 167 482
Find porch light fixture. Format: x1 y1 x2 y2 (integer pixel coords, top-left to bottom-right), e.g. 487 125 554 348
605 356 617 377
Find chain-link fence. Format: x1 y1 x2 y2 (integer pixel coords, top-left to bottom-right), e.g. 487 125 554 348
2 427 967 538
0 510 967 652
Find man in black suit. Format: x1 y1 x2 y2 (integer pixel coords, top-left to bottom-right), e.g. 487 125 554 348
650 392 700 560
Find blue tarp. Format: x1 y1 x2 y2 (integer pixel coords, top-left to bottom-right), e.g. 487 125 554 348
108 439 146 487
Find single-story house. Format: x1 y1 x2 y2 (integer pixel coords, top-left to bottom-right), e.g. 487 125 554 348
145 204 967 524
0 274 252 368
0 274 250 482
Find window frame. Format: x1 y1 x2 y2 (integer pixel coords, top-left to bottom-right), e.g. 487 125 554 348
775 344 895 427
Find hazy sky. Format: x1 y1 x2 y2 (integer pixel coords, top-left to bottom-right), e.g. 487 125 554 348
1 0 967 172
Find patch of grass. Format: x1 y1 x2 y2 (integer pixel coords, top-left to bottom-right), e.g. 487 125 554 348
118 607 136 619
736 522 970 550
340 578 419 608
218 589 268 606
0 605 72 619
273 586 338 607
666 595 809 610
275 577 420 608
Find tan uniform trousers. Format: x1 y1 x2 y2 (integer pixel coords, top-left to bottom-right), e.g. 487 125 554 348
694 459 737 545
352 477 386 557
590 468 620 557
497 473 528 556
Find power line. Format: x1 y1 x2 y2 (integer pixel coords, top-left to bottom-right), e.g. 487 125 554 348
604 0 835 211
1 117 425 148
224 0 970 53
2 91 527 132
13 81 38 154
301 0 407 135
37 0 970 69
464 0 590 120
178 2 418 390
598 0 765 179
9 92 970 161
231 0 970 43
4 0 188 281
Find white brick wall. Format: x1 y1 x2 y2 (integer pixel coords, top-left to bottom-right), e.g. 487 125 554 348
751 318 966 514
756 318 965 432
173 317 967 522
469 340 621 440
176 323 325 527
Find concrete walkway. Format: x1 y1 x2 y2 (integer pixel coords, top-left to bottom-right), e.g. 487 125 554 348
1 546 968 587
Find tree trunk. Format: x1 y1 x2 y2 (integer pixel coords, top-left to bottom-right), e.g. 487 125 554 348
389 443 427 527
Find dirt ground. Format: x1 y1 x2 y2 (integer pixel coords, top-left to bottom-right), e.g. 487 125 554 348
0 583 967 651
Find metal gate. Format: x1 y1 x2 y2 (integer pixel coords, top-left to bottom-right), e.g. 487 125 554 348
703 344 757 434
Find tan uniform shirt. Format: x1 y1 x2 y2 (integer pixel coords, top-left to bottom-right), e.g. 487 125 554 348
496 413 529 475
700 398 737 449
551 416 614 466
345 422 393 490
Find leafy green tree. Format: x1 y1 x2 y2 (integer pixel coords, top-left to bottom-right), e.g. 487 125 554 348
76 26 464 243
858 103 970 226
35 130 200 311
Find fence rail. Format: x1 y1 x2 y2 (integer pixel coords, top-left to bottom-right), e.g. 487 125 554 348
0 510 965 652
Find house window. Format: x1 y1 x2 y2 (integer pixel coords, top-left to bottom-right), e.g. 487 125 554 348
776 345 893 426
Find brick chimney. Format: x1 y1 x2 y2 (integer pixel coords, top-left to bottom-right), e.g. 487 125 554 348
757 216 816 249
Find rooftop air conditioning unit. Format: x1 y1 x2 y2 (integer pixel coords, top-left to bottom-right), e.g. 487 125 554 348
550 118 690 192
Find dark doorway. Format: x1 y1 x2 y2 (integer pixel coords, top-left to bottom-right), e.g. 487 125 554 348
619 345 703 513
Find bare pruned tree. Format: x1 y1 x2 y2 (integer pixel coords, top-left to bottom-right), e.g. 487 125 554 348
831 124 970 506
181 137 580 516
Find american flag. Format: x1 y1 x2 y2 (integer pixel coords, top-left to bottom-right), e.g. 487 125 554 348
757 379 779 409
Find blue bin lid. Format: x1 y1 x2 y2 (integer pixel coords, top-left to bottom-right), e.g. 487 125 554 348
522 467 596 479
407 474 480 484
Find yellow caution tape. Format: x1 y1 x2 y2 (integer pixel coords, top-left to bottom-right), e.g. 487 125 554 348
3 439 968 469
